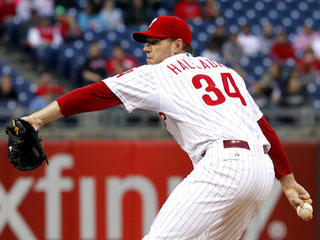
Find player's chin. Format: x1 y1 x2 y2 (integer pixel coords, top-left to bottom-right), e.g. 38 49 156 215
146 57 158 65
146 58 153 65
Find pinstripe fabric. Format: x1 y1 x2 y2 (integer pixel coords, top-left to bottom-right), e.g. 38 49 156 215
104 54 275 239
143 142 274 239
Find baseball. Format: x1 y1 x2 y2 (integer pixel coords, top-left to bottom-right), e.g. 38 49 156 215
296 203 313 219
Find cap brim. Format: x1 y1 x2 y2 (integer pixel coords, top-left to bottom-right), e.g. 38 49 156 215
132 31 169 43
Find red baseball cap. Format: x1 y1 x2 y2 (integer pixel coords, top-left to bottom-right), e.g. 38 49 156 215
132 16 192 45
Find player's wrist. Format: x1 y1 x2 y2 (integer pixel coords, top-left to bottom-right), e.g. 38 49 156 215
22 114 42 131
279 173 295 190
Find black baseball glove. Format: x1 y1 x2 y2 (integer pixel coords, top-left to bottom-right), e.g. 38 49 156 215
5 118 48 171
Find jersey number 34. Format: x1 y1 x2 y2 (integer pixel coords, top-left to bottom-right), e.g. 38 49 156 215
192 73 247 106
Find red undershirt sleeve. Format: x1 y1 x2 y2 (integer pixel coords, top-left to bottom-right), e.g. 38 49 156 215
257 116 293 180
56 81 122 117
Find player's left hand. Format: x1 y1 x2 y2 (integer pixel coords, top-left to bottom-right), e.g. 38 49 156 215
280 173 313 221
5 118 48 171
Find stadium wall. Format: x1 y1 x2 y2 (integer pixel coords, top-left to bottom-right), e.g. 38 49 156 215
0 139 317 240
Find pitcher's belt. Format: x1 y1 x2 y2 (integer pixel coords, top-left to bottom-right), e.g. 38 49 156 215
223 140 269 154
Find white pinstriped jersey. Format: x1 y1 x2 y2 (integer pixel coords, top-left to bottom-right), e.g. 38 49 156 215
103 53 270 164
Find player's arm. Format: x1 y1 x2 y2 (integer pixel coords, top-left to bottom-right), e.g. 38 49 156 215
257 116 292 179
23 81 121 130
23 101 63 130
257 116 312 219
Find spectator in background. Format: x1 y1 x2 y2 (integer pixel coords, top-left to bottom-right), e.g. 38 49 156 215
17 0 53 20
251 61 285 108
4 4 39 49
311 38 320 60
78 3 106 32
293 24 320 54
174 0 202 20
0 74 17 123
54 5 69 39
27 16 62 71
29 90 54 111
33 0 53 17
65 15 82 42
281 67 307 108
259 22 275 55
232 64 248 80
16 0 34 20
207 25 227 51
203 0 219 20
30 72 64 111
35 72 64 97
201 41 221 62
100 0 124 31
0 0 15 32
54 6 82 42
296 47 320 74
0 74 18 101
105 45 139 76
1 0 16 19
296 47 320 87
81 42 106 86
237 24 261 56
270 30 295 63
125 0 153 26
222 33 245 66
15 8 39 49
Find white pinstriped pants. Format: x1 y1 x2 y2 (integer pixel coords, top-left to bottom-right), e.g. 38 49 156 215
143 141 275 240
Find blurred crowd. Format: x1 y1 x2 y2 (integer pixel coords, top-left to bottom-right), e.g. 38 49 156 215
1 0 320 119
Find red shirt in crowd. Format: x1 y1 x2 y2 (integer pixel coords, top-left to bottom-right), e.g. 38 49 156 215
270 42 296 62
0 0 15 26
105 56 139 76
296 58 320 73
174 0 202 20
35 85 64 96
35 25 61 43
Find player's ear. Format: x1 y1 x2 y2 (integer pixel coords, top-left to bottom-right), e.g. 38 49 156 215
173 39 184 54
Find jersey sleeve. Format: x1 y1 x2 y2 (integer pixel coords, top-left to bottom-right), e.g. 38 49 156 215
257 116 293 179
56 81 121 117
103 66 157 112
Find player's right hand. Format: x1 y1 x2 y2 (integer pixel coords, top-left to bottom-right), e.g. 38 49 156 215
280 174 313 221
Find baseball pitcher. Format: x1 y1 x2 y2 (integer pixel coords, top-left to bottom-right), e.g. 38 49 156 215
7 16 312 239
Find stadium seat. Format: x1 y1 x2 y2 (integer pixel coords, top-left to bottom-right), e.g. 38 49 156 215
1 65 12 75
196 32 209 43
157 8 170 16
307 82 320 109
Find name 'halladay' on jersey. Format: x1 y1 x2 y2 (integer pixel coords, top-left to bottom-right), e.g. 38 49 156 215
103 53 270 164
